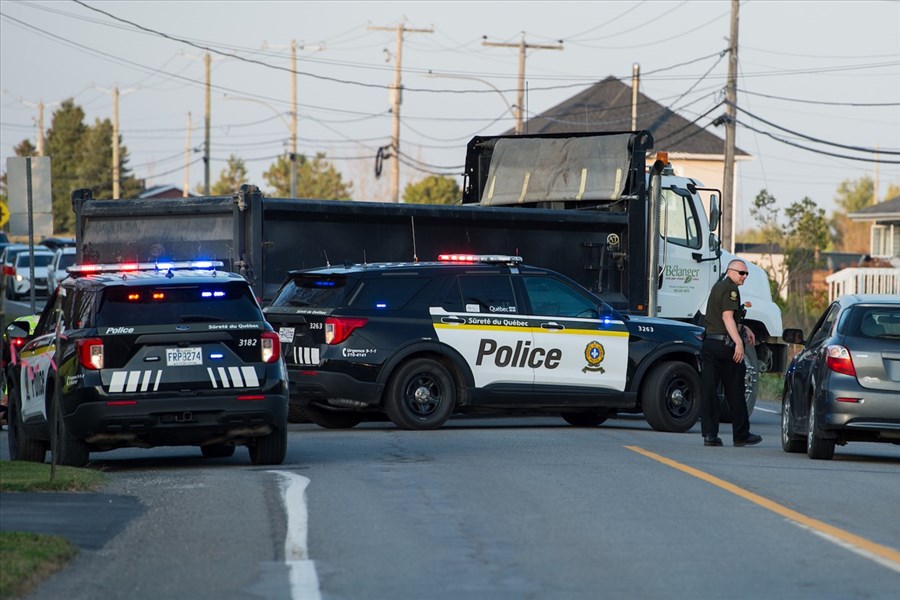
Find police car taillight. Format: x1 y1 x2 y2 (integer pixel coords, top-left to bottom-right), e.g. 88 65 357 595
76 338 104 370
324 317 368 345
261 331 280 363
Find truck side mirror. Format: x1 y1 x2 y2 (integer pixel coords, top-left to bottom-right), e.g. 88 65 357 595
708 194 720 232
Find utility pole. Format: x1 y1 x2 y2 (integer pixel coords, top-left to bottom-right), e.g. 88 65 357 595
721 0 740 252
37 101 45 156
482 33 563 134
204 52 211 196
631 64 640 130
184 112 192 198
112 87 120 199
290 39 298 198
369 22 433 203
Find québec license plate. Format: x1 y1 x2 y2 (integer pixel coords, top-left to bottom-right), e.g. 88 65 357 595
166 347 203 366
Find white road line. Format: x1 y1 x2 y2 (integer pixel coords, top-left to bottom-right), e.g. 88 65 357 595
270 471 321 600
755 405 779 414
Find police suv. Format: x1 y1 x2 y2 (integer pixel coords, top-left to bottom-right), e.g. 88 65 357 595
264 255 703 431
5 261 288 467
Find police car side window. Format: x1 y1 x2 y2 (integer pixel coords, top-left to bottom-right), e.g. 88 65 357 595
457 275 517 314
522 276 597 318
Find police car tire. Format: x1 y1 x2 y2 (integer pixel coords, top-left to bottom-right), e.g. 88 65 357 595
8 385 47 463
248 426 287 466
50 395 90 468
385 358 455 430
201 444 236 458
641 361 701 433
718 344 760 423
562 410 612 427
305 404 364 429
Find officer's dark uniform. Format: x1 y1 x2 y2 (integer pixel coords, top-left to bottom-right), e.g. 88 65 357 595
700 275 750 442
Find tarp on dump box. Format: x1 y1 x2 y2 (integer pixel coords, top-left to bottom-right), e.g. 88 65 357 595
480 133 633 206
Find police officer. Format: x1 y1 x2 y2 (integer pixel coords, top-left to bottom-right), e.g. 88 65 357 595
700 259 762 447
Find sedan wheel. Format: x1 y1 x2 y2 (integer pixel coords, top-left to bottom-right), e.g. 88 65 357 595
806 399 835 460
781 389 805 453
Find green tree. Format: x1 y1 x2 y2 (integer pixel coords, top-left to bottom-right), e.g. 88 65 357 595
831 176 874 253
207 154 249 196
750 189 830 331
262 153 352 199
402 175 461 205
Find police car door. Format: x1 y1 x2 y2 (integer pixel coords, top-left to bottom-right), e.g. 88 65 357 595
430 273 534 390
520 275 629 391
16 297 60 422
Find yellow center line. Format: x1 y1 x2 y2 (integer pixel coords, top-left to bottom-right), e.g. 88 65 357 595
626 445 900 572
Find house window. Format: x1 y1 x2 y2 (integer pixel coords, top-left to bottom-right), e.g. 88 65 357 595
871 224 894 258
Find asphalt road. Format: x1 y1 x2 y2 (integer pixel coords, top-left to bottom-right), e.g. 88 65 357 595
1 402 899 600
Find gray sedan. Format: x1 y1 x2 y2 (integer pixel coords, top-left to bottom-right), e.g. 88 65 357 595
781 294 900 459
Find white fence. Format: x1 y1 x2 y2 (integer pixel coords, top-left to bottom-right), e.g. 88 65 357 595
826 267 900 301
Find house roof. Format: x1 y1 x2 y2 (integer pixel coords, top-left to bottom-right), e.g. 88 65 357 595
735 242 783 254
139 184 193 199
513 76 749 157
848 196 900 221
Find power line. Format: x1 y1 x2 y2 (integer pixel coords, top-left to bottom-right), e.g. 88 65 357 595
737 88 900 107
730 103 900 155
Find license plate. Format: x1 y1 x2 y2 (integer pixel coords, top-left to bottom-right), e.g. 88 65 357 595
279 327 295 343
166 347 203 366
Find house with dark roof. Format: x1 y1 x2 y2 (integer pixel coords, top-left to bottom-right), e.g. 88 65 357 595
139 185 193 199
514 76 750 204
826 196 900 297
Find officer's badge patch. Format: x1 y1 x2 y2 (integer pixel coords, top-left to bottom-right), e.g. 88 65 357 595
729 291 738 301
583 341 606 373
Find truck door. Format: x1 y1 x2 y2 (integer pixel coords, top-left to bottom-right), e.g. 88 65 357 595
519 275 629 392
657 188 714 320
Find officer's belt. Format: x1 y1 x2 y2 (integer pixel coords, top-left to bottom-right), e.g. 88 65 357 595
705 333 729 341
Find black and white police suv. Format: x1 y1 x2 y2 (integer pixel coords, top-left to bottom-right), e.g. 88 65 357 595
5 261 289 467
263 254 704 431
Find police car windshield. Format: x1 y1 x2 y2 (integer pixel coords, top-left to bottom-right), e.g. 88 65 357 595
95 282 263 327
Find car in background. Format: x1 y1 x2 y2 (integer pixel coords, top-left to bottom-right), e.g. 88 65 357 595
47 247 77 292
1 244 49 298
781 294 900 460
37 236 76 252
9 250 55 299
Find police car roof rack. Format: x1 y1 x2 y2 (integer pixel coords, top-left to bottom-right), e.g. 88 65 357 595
67 260 225 277
437 254 523 265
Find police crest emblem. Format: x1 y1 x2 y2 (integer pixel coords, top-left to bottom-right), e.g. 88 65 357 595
583 340 606 373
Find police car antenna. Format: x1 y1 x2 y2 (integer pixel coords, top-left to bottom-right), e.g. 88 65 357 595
410 215 418 263
323 250 330 267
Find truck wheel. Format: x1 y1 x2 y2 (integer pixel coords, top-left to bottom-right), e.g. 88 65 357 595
385 358 455 430
806 399 835 460
8 385 48 463
719 344 760 423
562 409 613 427
50 395 90 468
288 402 311 424
305 404 363 429
641 361 701 433
248 426 287 465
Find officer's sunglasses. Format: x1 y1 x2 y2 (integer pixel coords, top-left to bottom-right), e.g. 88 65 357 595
728 268 749 276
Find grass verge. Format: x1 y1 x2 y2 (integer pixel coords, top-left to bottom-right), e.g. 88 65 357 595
0 532 77 599
0 461 106 598
758 373 784 403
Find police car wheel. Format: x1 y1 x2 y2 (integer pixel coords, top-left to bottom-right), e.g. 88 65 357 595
641 361 701 433
201 444 236 458
49 395 90 468
562 410 612 427
385 358 456 430
8 384 48 463
248 426 287 466
305 404 364 429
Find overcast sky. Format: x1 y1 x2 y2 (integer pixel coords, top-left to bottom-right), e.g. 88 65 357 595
2 0 898 231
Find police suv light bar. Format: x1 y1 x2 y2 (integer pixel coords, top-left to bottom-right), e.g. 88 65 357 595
437 254 523 264
67 260 225 275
